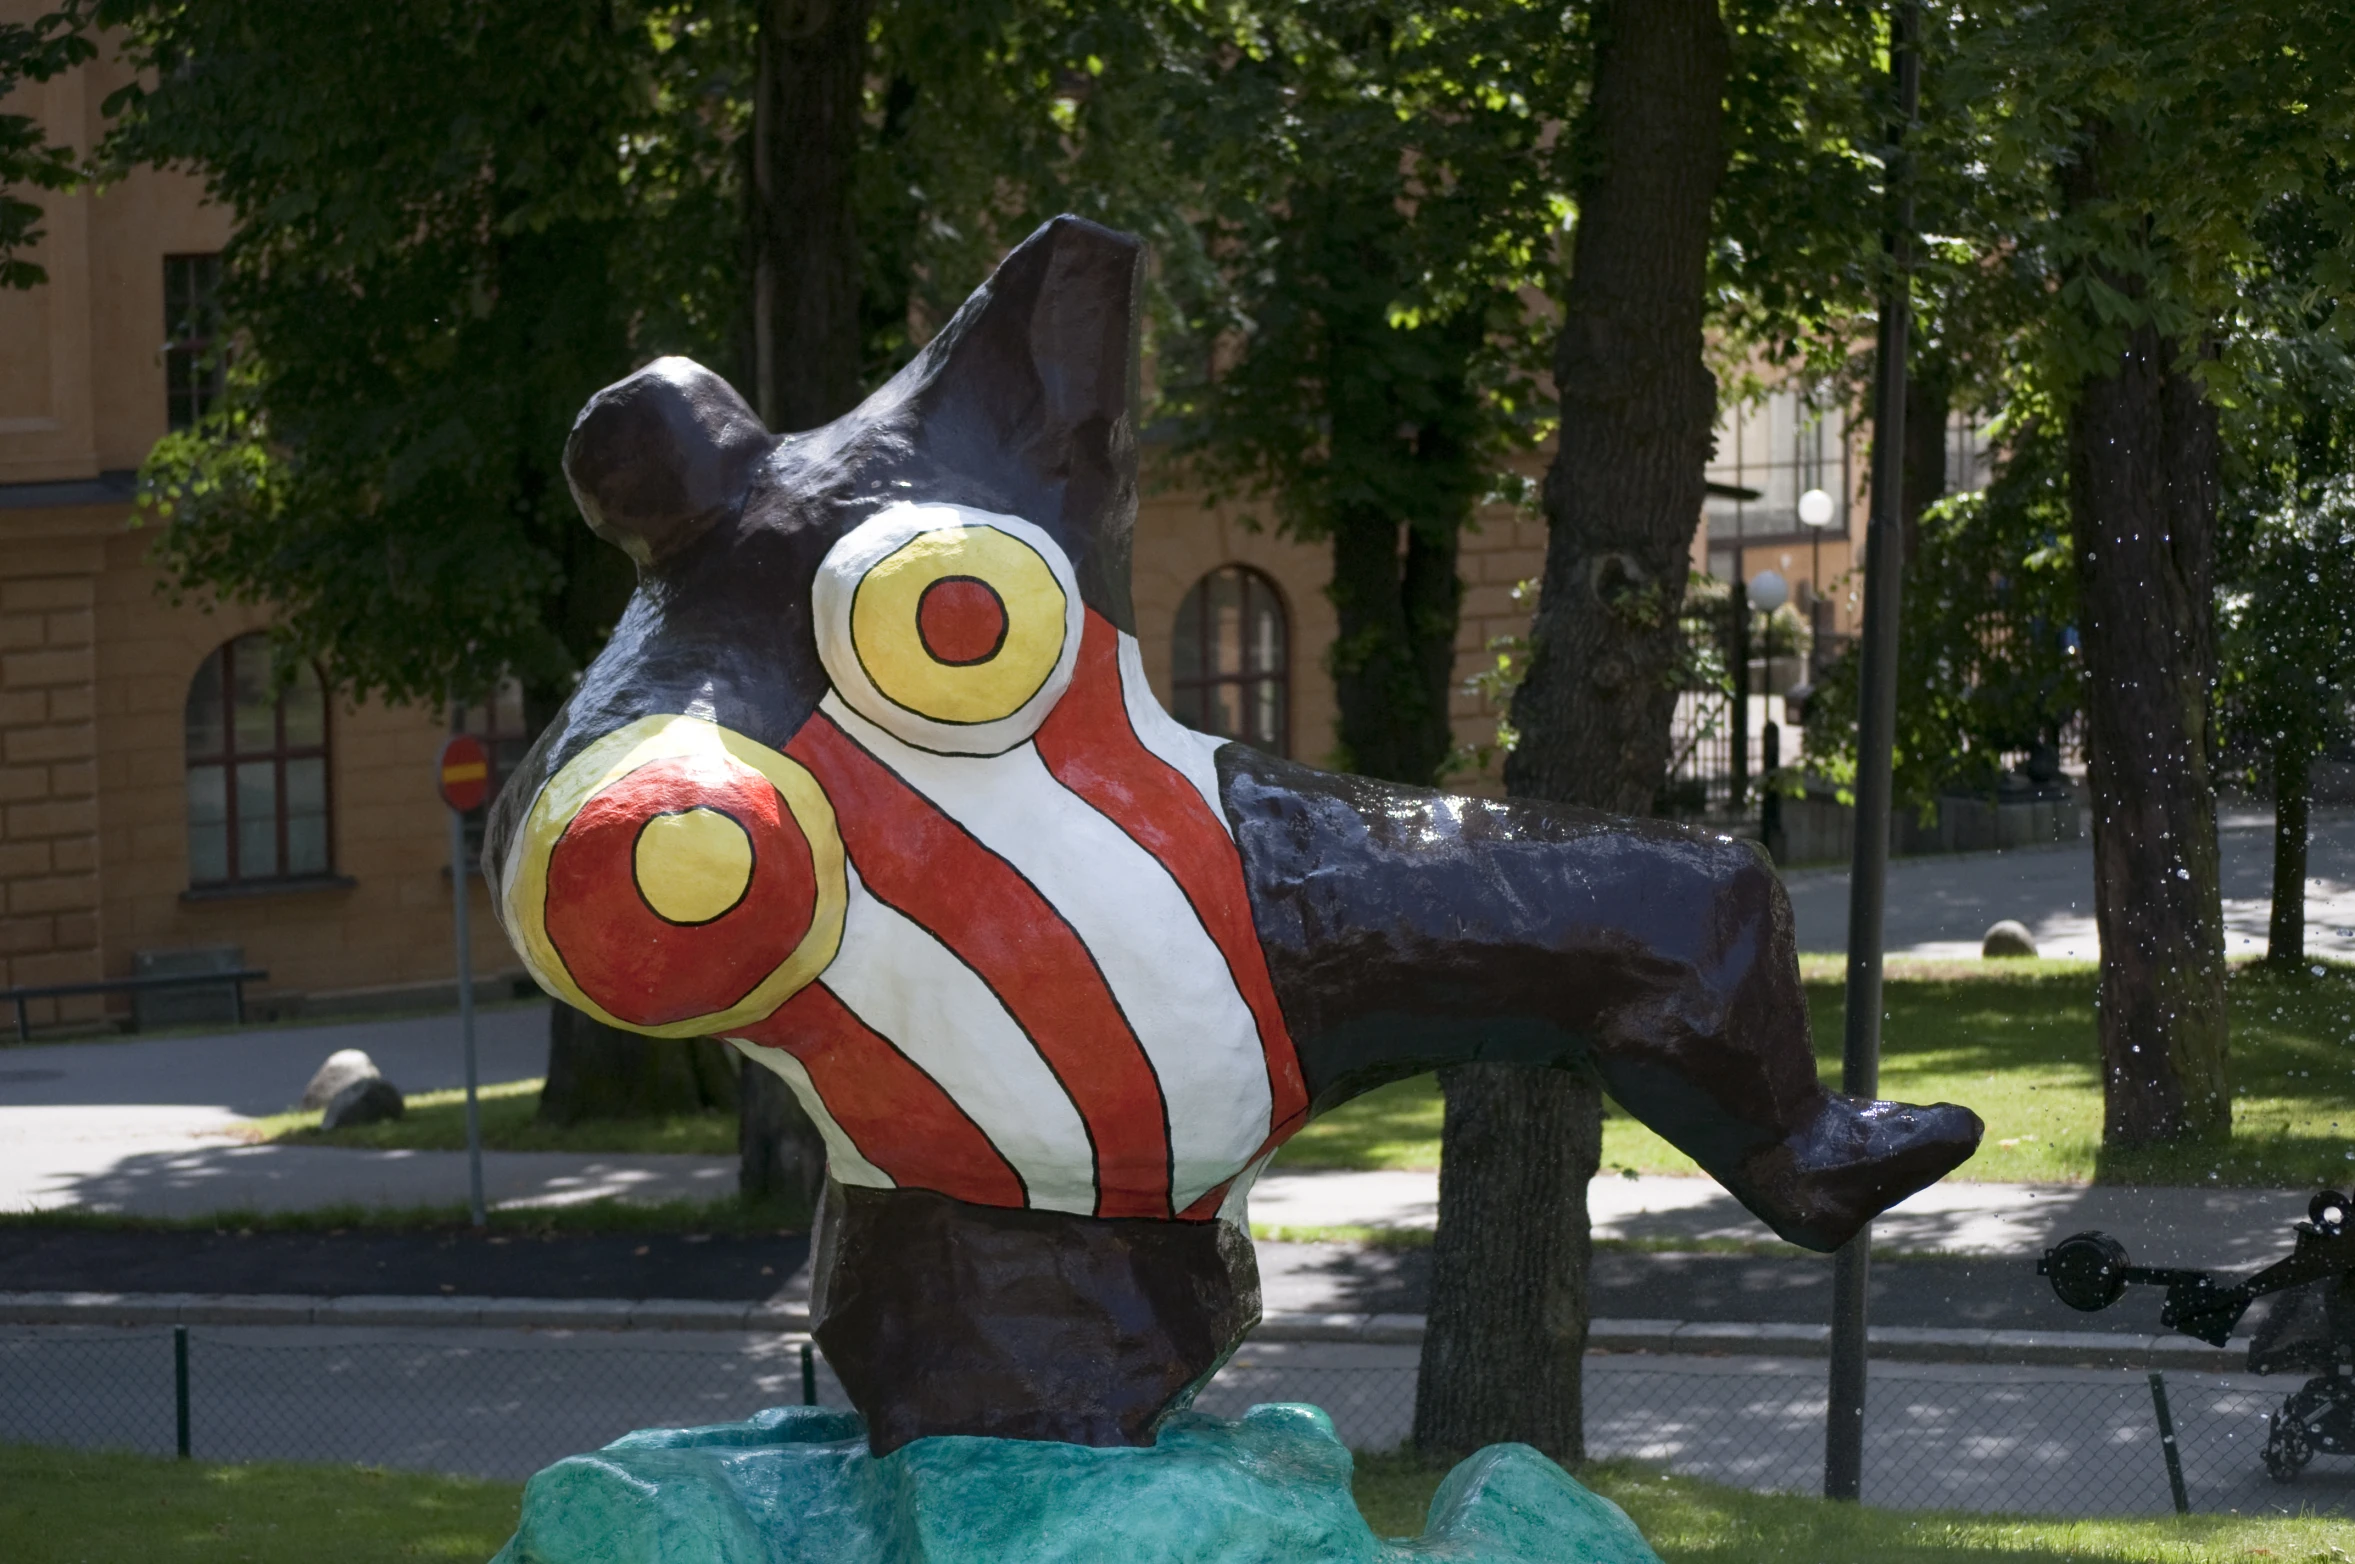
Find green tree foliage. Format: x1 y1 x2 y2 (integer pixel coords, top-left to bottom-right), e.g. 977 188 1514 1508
1802 427 2078 811
0 2 95 289
1786 0 2355 1146
1156 2 1570 783
2219 481 2355 956
101 0 747 705
2215 184 2355 967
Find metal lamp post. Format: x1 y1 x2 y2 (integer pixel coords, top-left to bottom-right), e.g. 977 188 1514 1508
1798 485 1837 622
1826 0 1920 1505
1748 570 1790 853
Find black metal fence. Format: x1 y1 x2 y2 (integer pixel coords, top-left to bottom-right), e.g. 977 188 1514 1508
5 1326 2346 1517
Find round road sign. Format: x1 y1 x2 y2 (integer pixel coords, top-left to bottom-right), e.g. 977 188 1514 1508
439 734 491 812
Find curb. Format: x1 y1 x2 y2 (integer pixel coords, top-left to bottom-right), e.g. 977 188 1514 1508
0 1292 2250 1370
0 1291 811 1334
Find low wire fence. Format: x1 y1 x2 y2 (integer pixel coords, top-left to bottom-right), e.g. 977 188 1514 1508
4 1326 2347 1518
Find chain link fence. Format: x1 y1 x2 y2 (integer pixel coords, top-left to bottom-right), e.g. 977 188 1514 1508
4 1326 2348 1517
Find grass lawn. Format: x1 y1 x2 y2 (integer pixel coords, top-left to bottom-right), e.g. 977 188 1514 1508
236 957 2355 1193
1354 1456 2355 1560
244 1078 739 1157
1278 957 2355 1190
0 1445 519 1564
10 1444 2343 1564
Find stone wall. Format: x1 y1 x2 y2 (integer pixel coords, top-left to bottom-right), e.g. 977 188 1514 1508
0 526 103 1024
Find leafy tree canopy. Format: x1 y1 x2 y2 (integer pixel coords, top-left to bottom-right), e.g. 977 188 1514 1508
100 0 746 704
1 1 96 289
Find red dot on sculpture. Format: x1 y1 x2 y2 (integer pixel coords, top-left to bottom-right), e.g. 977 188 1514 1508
543 755 816 1028
916 576 1009 666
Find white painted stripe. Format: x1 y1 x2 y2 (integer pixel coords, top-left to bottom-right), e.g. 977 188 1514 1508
821 860 1098 1215
724 1036 892 1191
1116 630 1231 835
1218 1147 1277 1229
821 693 1272 1212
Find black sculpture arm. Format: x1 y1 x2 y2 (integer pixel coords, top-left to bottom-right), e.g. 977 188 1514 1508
1222 748 1983 1254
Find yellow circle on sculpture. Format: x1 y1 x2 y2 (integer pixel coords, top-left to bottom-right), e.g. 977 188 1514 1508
849 526 1068 725
632 807 755 925
504 714 847 1040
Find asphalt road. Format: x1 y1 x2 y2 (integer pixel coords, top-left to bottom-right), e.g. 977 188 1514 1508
1785 805 2355 960
1257 1243 2143 1335
4 1226 2138 1340
0 1227 812 1302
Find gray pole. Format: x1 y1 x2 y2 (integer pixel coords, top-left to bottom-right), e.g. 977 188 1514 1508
449 803 487 1228
1826 0 1918 1503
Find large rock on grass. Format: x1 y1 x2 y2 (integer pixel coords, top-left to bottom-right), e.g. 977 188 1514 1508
492 1403 1662 1564
302 1048 381 1110
321 1075 405 1130
1981 920 2039 959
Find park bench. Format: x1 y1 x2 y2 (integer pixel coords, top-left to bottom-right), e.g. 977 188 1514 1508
2 967 270 1041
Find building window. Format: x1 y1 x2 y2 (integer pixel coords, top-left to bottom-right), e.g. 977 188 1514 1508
185 633 332 886
453 679 534 860
164 253 225 430
1705 389 1849 543
1946 408 1996 495
1171 565 1289 756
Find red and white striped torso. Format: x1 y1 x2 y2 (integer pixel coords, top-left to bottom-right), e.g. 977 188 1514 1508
501 503 1308 1224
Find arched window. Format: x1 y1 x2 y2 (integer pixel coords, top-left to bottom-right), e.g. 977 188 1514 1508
185 633 332 886
1171 565 1289 756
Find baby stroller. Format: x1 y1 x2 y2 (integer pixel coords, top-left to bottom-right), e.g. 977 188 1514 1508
2038 1189 2353 1483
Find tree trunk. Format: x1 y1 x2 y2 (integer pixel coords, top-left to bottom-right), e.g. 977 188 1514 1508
2269 740 2309 968
739 1060 829 1218
1901 365 1951 556
734 0 870 1195
539 1005 739 1125
1502 0 1726 814
2068 319 2231 1145
751 0 872 432
1410 1064 1603 1462
1414 0 1728 1462
1328 505 1463 786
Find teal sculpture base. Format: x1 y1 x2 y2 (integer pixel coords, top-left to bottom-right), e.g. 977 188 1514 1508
492 1402 1661 1564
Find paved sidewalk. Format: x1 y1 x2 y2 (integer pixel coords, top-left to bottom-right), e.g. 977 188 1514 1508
1785 805 2355 961
0 1002 752 1216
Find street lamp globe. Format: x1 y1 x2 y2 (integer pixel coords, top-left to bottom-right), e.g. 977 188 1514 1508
1747 569 1789 614
1797 487 1837 529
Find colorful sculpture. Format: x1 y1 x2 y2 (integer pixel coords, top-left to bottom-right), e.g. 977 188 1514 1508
486 215 1980 1558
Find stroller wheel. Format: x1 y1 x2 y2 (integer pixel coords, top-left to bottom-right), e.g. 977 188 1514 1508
2265 1410 2313 1483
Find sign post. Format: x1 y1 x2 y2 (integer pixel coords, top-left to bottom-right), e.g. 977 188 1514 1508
438 733 491 1228
1827 0 1920 1503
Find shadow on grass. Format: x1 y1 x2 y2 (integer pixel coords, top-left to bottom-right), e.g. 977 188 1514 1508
246 1078 740 1158
1283 961 2355 1190
0 1443 521 1564
1353 1454 2355 1561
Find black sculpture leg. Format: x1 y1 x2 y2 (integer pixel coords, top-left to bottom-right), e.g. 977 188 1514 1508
1221 750 1983 1253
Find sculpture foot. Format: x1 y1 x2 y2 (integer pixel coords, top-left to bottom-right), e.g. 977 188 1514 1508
1734 1096 1985 1252
493 1403 1662 1564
